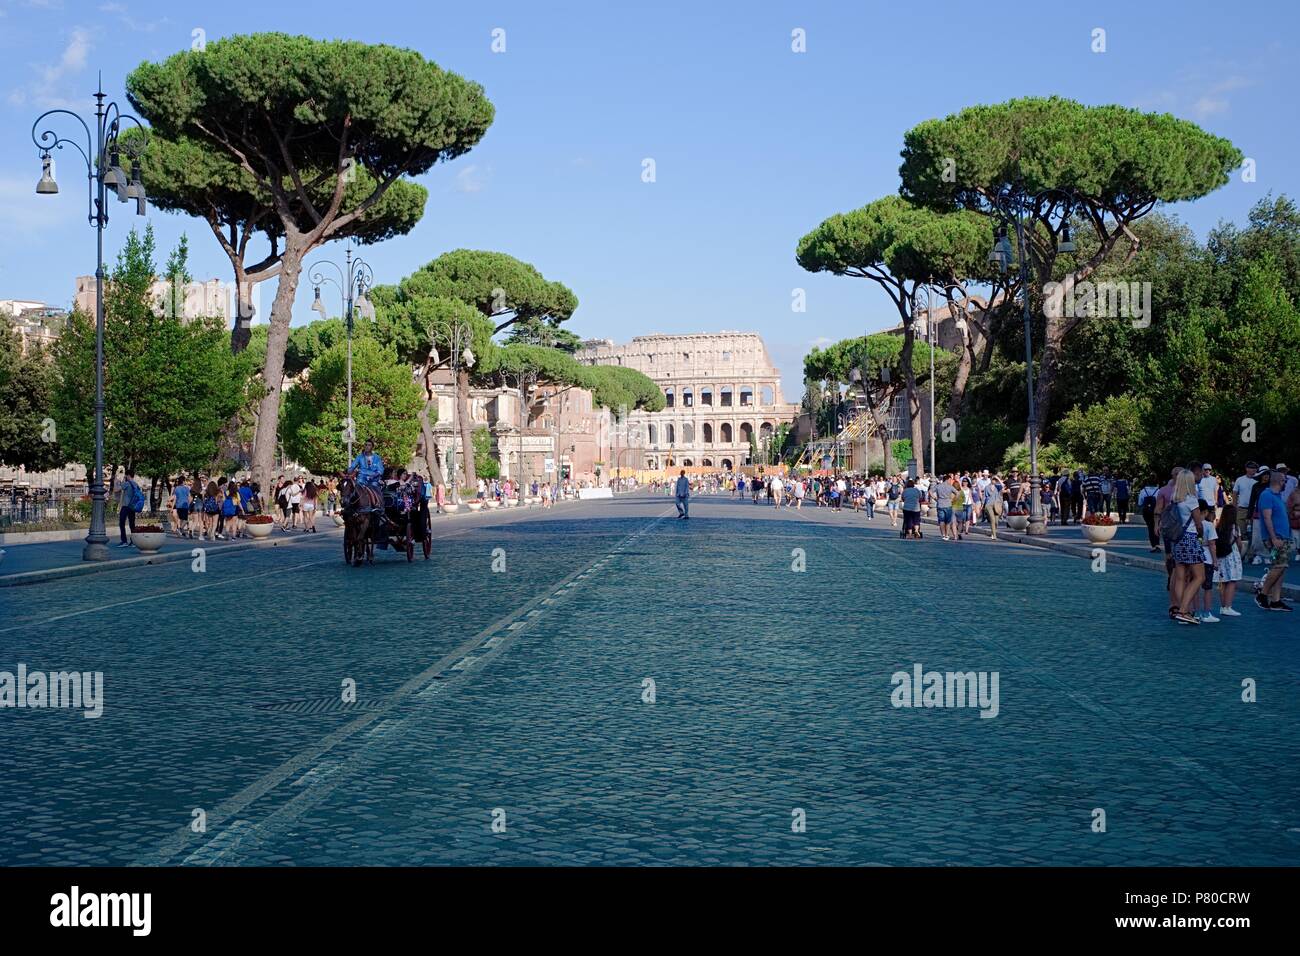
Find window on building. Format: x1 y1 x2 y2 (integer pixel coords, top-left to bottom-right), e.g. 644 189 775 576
682 388 693 407
740 386 753 406
721 423 733 443
721 386 733 407
665 389 674 408
648 424 657 445
722 351 732 361
760 385 774 405
703 423 713 444
666 424 675 444
683 423 694 444
700 387 713 406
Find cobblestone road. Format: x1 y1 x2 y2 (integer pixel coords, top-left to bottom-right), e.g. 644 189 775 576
0 494 1295 865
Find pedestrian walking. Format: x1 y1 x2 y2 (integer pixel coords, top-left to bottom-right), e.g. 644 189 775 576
675 469 691 519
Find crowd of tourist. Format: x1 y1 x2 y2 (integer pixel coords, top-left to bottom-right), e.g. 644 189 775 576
648 460 1296 623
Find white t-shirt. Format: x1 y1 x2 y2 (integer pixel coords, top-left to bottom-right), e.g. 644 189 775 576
289 482 303 505
794 482 804 498
1197 475 1220 506
1231 474 1255 507
1201 519 1217 563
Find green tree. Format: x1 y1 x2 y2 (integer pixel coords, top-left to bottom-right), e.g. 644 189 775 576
1056 394 1153 477
373 250 577 487
52 227 249 493
900 96 1241 439
472 426 500 480
281 337 423 475
797 196 998 447
127 34 494 487
0 327 62 472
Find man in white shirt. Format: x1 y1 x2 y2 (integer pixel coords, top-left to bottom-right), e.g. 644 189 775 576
1197 463 1220 516
1231 462 1257 558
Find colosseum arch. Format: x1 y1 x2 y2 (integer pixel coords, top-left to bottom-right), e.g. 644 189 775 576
683 423 695 444
703 423 713 444
739 422 754 444
720 422 733 443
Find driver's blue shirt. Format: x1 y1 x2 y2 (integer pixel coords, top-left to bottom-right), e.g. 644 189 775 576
351 451 384 488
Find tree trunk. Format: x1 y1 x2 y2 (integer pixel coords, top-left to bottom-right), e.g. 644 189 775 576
1025 273 1074 446
1027 307 1067 447
250 248 303 489
418 400 443 486
457 366 476 490
230 263 255 354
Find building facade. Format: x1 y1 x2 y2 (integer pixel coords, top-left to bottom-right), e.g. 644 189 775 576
74 275 229 322
576 332 799 471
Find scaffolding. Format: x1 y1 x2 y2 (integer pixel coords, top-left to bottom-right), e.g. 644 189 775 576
795 410 881 472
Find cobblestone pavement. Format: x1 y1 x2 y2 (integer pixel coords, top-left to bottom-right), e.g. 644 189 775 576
0 494 1296 866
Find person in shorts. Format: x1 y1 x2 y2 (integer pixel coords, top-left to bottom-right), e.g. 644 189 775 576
171 476 191 538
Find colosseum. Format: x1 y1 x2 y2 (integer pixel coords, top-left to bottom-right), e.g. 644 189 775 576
576 332 800 471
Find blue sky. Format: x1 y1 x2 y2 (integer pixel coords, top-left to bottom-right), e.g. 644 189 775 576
1 0 1295 395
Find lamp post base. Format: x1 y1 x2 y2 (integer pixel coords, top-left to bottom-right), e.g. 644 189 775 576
1026 517 1048 535
83 536 110 561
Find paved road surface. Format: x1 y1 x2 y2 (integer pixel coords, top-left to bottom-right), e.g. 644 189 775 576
0 494 1295 865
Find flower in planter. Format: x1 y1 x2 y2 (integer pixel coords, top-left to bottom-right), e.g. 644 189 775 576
133 525 164 534
1082 513 1117 526
245 515 275 525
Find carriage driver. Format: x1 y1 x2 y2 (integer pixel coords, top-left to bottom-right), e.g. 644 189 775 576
348 438 384 492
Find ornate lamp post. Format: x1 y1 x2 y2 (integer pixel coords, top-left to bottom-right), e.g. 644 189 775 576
32 78 148 561
309 244 375 464
987 183 1077 535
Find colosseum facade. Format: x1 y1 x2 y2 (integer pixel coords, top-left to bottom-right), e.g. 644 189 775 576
576 332 800 471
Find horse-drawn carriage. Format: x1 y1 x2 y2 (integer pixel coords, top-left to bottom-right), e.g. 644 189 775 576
339 476 432 565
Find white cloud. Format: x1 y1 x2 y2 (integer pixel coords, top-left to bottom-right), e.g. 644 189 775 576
454 164 490 194
8 26 92 109
1135 70 1253 123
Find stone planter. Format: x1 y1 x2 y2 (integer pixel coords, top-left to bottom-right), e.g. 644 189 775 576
1006 514 1030 532
442 503 459 513
503 498 517 507
132 532 166 553
1082 523 1118 544
246 521 274 539
466 501 483 512
485 499 500 509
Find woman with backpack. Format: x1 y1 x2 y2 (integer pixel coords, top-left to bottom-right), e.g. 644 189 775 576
201 480 221 541
116 468 143 547
1137 478 1162 552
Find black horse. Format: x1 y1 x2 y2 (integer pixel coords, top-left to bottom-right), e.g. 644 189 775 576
339 476 379 566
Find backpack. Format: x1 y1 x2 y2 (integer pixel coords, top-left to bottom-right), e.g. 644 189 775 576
130 481 146 512
1159 501 1194 548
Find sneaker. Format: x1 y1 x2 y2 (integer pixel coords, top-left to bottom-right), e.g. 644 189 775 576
1268 600 1293 612
1255 592 1271 610
1219 606 1242 617
1200 612 1220 623
1174 611 1198 625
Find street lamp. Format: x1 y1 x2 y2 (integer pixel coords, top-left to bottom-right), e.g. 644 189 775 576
987 183 1078 535
308 244 374 464
33 78 148 561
